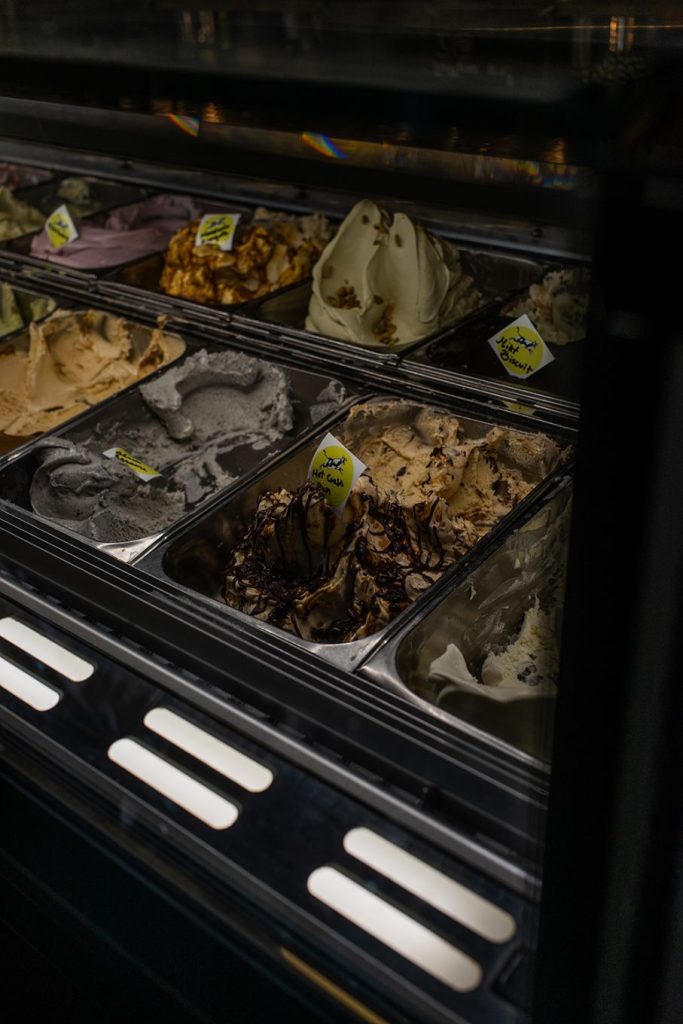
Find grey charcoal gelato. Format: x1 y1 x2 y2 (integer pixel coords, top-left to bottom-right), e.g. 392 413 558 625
29 349 342 544
504 268 590 345
222 399 564 643
0 283 55 338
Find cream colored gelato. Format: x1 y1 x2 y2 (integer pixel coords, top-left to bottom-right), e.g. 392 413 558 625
339 401 560 541
505 268 590 345
429 600 560 702
306 200 481 349
0 309 185 438
0 186 45 241
481 600 559 690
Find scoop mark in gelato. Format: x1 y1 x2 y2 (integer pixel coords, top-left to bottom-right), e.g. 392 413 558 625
28 349 336 544
430 599 560 703
0 309 185 439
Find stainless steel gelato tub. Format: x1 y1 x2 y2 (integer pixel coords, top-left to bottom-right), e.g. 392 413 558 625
360 483 572 764
11 176 148 219
0 298 174 459
102 203 332 313
3 176 148 250
135 396 572 672
405 262 590 403
238 246 549 366
0 339 354 563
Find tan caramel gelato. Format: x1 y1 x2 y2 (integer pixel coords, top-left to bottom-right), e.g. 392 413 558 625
0 309 185 440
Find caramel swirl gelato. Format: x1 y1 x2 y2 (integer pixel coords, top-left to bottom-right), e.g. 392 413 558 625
222 399 563 644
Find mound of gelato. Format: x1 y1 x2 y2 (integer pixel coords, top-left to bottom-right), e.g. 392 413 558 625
160 206 331 305
430 599 560 702
222 399 562 643
28 349 345 544
30 194 199 269
504 268 590 345
306 200 481 349
0 186 45 241
0 309 185 438
56 177 107 218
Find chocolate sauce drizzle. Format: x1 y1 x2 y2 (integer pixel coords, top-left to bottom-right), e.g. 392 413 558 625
220 413 561 645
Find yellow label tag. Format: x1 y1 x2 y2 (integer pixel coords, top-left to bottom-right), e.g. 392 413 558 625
46 204 78 249
194 212 242 251
503 401 536 415
103 448 160 482
308 432 366 515
488 314 555 379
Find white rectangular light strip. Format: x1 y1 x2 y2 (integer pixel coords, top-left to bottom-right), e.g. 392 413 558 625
0 618 93 682
344 828 516 944
0 656 60 711
144 708 273 793
108 738 238 830
308 866 482 993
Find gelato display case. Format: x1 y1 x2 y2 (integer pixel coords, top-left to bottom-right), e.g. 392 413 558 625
0 6 681 1024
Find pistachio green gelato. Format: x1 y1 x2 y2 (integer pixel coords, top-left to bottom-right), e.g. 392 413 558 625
0 283 55 338
0 186 45 241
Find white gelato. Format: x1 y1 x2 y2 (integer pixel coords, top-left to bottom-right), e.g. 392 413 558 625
429 598 560 703
506 268 590 346
306 199 481 349
481 600 559 691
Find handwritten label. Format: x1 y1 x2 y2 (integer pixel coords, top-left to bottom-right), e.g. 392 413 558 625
307 432 366 515
488 314 555 379
103 448 160 482
46 204 78 250
194 212 242 251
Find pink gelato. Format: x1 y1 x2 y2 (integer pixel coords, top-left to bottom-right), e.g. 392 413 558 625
30 194 199 270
